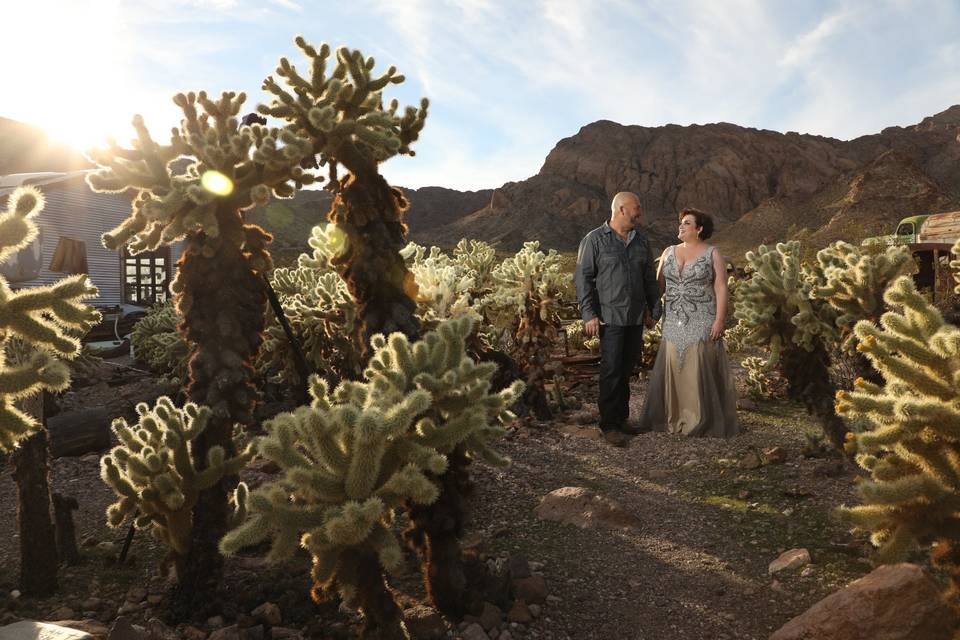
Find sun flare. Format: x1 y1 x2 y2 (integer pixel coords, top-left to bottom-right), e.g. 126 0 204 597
2 1 149 155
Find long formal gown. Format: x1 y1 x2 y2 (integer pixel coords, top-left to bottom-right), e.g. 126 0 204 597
639 245 739 437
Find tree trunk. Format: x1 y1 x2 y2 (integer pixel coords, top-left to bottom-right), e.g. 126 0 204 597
341 549 409 640
404 447 475 617
781 342 850 455
329 166 420 349
52 493 80 566
11 393 58 596
170 210 272 619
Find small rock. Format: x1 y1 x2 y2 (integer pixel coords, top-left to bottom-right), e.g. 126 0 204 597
251 603 281 628
506 601 533 624
460 622 489 640
512 576 547 605
646 469 670 480
737 490 751 500
762 446 788 464
0 622 95 639
507 556 531 580
108 616 144 640
497 631 513 640
81 598 103 611
739 450 763 470
81 535 99 548
268 628 299 639
50 606 77 620
146 595 163 606
800 566 815 578
239 625 264 640
545 595 562 605
116 603 140 616
206 617 225 631
534 486 642 531
558 425 603 440
769 548 811 575
10 589 21 599
527 604 541 619
125 587 146 604
183 625 208 640
96 542 118 554
208 625 241 640
478 602 501 631
681 459 698 469
403 605 445 640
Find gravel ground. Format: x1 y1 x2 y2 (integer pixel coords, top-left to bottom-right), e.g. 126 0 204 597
0 358 880 640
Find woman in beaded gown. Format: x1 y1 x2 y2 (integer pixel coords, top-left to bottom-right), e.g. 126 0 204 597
639 208 738 437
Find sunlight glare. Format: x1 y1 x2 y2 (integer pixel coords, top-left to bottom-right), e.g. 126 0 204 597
1 1 144 153
201 171 235 196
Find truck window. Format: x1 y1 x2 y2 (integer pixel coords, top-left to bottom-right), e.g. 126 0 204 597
896 223 914 236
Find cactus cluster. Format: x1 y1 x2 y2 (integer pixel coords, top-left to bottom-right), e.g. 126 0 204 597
487 241 568 418
734 241 848 450
0 187 100 450
836 276 960 612
101 397 252 577
259 225 362 386
222 317 520 637
812 242 915 352
131 301 190 380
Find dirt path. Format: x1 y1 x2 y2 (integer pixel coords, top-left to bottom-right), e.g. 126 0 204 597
0 364 874 639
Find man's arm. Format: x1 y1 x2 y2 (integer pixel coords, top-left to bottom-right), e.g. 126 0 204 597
643 236 662 321
575 233 599 322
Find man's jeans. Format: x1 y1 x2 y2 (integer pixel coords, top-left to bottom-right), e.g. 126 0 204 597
598 324 644 431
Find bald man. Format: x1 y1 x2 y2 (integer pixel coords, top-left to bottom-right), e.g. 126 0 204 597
575 192 661 445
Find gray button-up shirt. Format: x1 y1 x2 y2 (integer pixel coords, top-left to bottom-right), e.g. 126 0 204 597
575 222 662 326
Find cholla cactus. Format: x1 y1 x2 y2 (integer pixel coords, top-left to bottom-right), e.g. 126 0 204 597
812 241 914 352
640 319 662 369
131 301 190 380
0 187 100 450
259 38 428 348
742 355 785 399
402 242 478 324
488 241 567 419
452 239 498 298
735 241 848 451
723 320 751 354
101 397 252 578
835 276 960 612
222 317 520 635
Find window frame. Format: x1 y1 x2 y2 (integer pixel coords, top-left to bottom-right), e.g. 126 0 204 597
121 246 172 306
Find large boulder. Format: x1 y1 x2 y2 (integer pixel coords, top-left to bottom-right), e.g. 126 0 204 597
770 563 958 640
0 621 95 640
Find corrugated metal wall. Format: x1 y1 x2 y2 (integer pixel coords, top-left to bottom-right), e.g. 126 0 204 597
6 179 183 308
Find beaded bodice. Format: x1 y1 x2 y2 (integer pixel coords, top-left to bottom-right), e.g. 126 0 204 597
661 245 717 366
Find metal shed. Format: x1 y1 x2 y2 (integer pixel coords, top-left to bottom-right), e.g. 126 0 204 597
0 171 184 311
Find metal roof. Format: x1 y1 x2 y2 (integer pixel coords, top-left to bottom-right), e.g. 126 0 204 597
0 170 93 197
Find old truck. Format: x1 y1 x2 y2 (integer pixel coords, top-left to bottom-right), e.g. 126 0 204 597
860 214 929 246
917 210 960 244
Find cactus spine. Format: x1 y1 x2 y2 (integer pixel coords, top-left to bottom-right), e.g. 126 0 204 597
836 276 960 613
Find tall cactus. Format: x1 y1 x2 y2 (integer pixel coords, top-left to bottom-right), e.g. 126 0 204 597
734 241 849 451
836 276 960 614
488 241 566 419
86 84 324 612
258 37 428 349
0 186 100 596
101 397 252 578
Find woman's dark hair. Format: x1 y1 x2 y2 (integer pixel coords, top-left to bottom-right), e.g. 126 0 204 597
679 207 714 240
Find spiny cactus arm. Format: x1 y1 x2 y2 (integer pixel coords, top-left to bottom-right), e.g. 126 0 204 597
854 327 954 398
323 497 386 545
0 352 70 397
259 37 428 183
1 278 100 356
374 462 440 505
0 186 42 261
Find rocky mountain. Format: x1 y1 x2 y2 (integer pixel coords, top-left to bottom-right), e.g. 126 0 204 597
411 106 960 260
6 108 960 262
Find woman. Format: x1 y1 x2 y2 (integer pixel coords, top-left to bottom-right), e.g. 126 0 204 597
639 208 738 437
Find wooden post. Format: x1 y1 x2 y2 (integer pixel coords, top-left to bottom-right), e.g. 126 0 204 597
10 392 59 596
934 248 941 304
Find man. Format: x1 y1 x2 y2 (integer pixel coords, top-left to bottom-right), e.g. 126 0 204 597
575 192 661 446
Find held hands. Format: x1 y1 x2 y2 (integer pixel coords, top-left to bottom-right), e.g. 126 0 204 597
644 314 656 329
710 319 725 341
584 317 602 337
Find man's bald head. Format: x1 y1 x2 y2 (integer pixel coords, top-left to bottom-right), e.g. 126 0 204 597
610 191 642 232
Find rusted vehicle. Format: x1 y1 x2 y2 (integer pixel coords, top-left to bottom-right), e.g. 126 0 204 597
918 210 960 245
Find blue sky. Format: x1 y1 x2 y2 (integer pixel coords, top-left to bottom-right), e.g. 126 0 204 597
2 0 959 190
